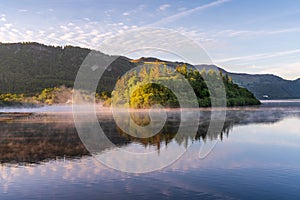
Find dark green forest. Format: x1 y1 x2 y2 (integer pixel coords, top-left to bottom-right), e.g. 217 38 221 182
0 42 132 95
196 64 300 99
111 63 260 108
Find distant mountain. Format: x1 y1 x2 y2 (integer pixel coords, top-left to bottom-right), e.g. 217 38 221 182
0 42 298 100
227 73 300 100
196 65 300 100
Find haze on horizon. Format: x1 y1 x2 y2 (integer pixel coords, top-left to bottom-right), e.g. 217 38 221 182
0 0 299 80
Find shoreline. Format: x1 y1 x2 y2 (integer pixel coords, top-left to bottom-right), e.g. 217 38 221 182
0 100 300 123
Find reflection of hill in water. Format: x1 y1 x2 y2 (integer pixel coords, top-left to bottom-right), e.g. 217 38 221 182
116 108 300 147
0 114 131 164
0 108 299 164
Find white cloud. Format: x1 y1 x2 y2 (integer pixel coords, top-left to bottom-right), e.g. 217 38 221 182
60 25 69 31
215 49 300 63
178 7 186 12
159 4 171 11
98 28 213 64
173 27 222 50
38 30 45 35
214 27 300 38
1 15 129 50
213 50 300 80
221 61 300 80
149 0 231 26
12 28 20 33
60 32 75 40
4 24 12 29
104 9 114 17
18 9 28 12
25 30 33 36
122 4 145 17
109 22 124 26
48 33 56 38
0 14 6 22
258 61 300 80
48 8 54 12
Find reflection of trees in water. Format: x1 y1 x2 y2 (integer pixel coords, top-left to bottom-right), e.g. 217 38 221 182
0 121 89 164
115 109 300 149
0 108 299 164
115 111 230 149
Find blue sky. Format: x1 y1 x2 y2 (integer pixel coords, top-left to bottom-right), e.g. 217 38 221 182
0 0 300 79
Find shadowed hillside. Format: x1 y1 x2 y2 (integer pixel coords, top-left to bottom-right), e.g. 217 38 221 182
0 42 133 95
196 64 300 99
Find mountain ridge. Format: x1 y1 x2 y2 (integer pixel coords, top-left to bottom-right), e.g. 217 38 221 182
196 64 300 99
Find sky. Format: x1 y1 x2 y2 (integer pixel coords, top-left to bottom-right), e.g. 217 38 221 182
0 0 300 80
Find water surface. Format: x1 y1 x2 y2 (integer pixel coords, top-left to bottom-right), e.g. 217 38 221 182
0 101 300 199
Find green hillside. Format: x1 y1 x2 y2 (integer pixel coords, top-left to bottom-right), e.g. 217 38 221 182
0 42 261 107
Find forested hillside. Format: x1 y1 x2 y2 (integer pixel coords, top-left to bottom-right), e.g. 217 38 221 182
0 42 261 107
0 42 132 95
112 64 260 108
196 64 300 99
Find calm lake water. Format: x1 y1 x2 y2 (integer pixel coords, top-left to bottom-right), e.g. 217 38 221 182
1 101 300 199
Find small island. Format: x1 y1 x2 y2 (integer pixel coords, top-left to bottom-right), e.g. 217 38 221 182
110 62 260 108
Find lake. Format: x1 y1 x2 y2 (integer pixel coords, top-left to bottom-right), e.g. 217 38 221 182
1 101 300 199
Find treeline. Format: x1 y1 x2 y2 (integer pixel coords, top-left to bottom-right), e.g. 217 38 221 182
0 87 69 106
111 63 260 108
0 86 110 107
0 93 26 106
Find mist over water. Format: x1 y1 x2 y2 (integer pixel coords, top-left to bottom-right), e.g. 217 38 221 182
1 99 300 113
0 105 73 113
